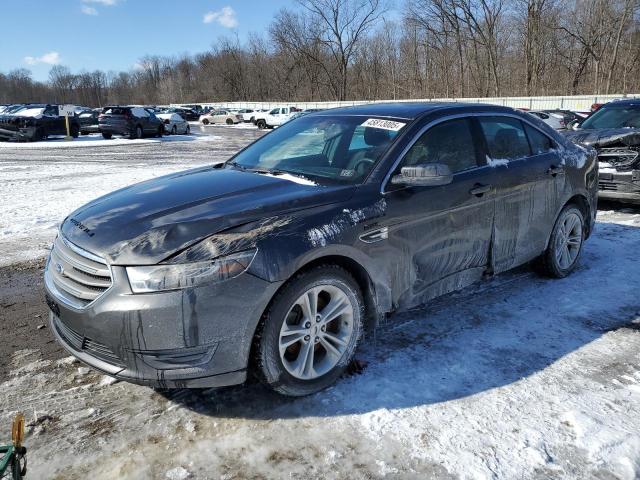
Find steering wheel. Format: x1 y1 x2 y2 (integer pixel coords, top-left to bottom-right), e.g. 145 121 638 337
353 157 376 176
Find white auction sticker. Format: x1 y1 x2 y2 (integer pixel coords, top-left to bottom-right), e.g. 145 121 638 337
361 118 406 131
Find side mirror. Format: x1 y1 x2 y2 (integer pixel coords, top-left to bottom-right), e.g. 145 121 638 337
391 163 453 187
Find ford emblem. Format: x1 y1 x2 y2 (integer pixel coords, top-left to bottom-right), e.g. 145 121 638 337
55 263 64 275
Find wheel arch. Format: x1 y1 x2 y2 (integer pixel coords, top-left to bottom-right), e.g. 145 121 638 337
564 193 592 238
544 193 592 249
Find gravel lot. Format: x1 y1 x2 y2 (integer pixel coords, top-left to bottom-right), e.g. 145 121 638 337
0 126 639 479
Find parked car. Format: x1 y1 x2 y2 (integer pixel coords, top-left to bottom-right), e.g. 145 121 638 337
45 103 597 396
168 107 199 121
77 108 101 135
98 106 164 140
526 110 565 130
542 109 584 128
157 112 190 135
564 98 640 204
0 104 81 141
236 109 255 122
199 109 242 125
180 104 205 115
263 106 301 129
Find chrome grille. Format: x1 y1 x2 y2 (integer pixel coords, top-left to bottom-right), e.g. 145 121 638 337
45 236 112 308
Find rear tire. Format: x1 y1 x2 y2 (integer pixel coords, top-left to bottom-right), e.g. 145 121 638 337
71 124 80 138
185 125 190 135
254 265 364 397
101 132 112 140
202 119 210 125
171 126 177 135
535 205 585 278
226 118 233 125
156 126 163 138
256 119 266 129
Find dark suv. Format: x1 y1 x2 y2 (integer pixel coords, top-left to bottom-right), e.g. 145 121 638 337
564 99 640 203
0 104 81 141
45 103 597 396
99 106 163 139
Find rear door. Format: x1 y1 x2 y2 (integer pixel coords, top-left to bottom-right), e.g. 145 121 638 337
382 117 495 308
477 115 565 272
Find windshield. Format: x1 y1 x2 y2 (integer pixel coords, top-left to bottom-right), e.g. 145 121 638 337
580 105 640 129
229 115 406 184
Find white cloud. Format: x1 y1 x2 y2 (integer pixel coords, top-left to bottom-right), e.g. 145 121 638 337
81 5 98 15
24 52 61 66
82 0 119 5
203 6 238 28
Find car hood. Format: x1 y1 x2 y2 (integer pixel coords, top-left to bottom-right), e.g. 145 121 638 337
562 128 640 148
60 166 355 265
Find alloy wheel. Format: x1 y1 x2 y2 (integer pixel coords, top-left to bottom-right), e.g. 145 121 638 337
278 285 355 380
554 211 583 270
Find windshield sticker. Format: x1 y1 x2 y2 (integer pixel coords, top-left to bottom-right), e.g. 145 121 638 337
361 118 406 131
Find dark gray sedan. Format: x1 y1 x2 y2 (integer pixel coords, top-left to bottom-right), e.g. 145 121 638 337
45 102 597 396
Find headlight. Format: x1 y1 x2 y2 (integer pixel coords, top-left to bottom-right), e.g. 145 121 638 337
126 249 256 293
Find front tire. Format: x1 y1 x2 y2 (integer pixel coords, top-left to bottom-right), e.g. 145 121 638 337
255 266 363 396
101 132 112 139
535 205 585 278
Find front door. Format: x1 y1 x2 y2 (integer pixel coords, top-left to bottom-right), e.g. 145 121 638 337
382 117 495 309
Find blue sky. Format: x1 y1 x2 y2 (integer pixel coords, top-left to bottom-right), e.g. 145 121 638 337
0 0 295 81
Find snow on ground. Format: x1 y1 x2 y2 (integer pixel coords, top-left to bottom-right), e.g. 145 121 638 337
0 129 263 266
0 209 638 479
0 133 212 150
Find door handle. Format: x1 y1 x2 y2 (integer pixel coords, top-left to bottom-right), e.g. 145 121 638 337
469 184 491 197
547 165 565 176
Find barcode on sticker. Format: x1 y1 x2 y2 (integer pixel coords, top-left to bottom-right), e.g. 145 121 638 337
361 118 406 131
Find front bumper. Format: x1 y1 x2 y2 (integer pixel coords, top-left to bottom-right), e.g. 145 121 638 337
0 126 35 141
598 168 640 204
45 265 281 388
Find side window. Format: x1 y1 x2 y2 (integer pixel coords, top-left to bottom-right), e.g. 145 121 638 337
44 105 58 116
399 118 478 174
479 117 531 161
524 124 554 155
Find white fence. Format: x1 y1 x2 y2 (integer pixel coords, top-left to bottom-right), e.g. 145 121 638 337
173 94 640 112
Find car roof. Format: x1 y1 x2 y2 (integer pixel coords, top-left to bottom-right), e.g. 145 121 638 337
313 102 514 120
605 98 640 107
